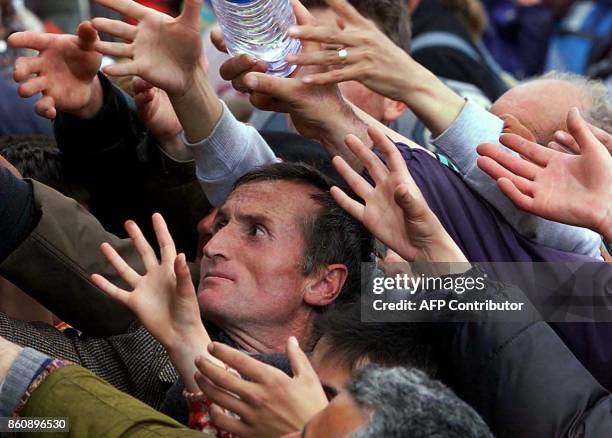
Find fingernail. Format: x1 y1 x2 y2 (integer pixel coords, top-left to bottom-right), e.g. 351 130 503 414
288 26 299 36
207 343 215 352
302 76 313 83
286 54 297 63
290 336 299 346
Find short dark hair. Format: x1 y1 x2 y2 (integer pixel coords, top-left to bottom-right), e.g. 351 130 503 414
234 162 373 306
348 366 493 438
313 302 445 376
300 0 411 53
0 135 89 203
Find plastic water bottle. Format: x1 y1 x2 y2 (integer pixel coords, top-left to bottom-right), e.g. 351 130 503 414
210 0 302 77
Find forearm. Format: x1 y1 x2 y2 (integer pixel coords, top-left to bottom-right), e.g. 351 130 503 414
21 366 206 438
169 64 223 145
397 61 466 138
181 101 277 207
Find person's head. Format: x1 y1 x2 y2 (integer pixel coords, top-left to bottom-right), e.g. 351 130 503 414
287 365 493 438
301 0 410 124
490 72 612 146
198 162 373 352
310 302 444 396
0 135 89 205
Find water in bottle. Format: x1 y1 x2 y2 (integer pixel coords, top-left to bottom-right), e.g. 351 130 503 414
210 0 302 77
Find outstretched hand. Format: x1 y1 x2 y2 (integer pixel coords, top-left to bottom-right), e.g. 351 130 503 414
194 338 327 437
285 0 413 103
477 108 612 240
9 21 103 119
330 125 468 264
92 0 204 97
91 213 214 391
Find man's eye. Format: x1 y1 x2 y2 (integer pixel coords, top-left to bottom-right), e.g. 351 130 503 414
251 225 266 237
213 220 228 233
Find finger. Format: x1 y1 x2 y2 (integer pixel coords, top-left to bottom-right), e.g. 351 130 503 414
301 65 363 85
366 125 406 174
499 113 536 143
174 254 196 298
94 41 134 58
206 342 272 383
95 0 150 21
497 178 536 213
132 76 154 94
90 273 131 305
286 337 316 378
13 56 43 81
477 142 540 180
331 155 373 200
219 54 264 81
77 21 99 49
287 46 367 67
552 130 580 154
152 213 176 263
17 77 47 98
289 25 361 48
241 72 294 102
91 17 137 42
194 373 249 419
7 31 51 51
548 140 576 155
326 0 369 25
34 95 56 120
249 93 285 112
330 185 365 222
124 220 159 269
566 107 605 157
209 405 251 437
100 242 141 287
586 123 612 153
291 0 316 26
102 62 139 77
180 0 204 29
394 183 429 223
210 26 228 54
476 156 534 196
195 354 258 401
345 133 388 183
499 134 554 168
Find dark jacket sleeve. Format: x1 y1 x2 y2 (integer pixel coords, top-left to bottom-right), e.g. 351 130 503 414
0 180 201 336
54 73 211 260
0 312 177 409
446 273 612 438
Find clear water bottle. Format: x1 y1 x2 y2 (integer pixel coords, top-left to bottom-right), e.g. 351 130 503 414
210 0 302 77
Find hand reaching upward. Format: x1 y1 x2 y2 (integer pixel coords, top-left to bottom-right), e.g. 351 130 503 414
9 21 103 119
92 0 204 98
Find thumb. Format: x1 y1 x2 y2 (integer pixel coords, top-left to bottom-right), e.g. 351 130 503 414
286 337 314 378
394 183 428 221
180 0 203 29
174 253 196 297
77 21 99 50
292 0 316 26
245 72 294 102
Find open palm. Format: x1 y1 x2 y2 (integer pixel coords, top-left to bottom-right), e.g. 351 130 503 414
91 214 205 351
93 0 204 97
330 126 444 262
9 22 102 118
477 109 612 239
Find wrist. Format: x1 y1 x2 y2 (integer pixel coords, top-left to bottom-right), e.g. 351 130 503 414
72 75 104 119
595 205 612 242
399 65 465 138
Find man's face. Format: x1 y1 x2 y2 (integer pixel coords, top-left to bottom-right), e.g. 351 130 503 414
490 79 590 146
198 180 321 329
309 8 406 124
310 336 354 399
283 392 367 438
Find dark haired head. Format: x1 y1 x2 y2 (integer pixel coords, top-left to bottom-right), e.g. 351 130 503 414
299 0 412 53
234 162 373 306
313 301 444 376
0 135 89 203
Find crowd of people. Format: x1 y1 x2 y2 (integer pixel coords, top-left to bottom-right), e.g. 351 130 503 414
0 0 611 436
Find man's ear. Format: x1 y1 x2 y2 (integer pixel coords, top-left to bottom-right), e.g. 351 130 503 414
383 99 407 123
303 264 348 307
